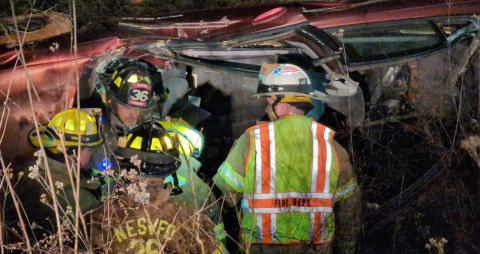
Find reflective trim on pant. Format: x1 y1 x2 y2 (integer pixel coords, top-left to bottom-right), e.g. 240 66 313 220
334 178 358 202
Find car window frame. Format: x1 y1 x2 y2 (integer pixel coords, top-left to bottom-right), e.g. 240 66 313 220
322 18 450 70
319 15 478 71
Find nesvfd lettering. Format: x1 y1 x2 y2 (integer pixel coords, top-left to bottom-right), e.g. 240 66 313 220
113 217 176 243
274 198 311 208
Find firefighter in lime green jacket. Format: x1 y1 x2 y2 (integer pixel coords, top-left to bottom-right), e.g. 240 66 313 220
214 64 361 254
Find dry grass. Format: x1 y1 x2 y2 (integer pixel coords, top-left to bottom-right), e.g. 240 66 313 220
0 2 232 253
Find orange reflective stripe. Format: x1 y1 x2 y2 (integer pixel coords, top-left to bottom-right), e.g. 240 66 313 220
262 214 272 243
253 123 276 243
313 213 322 243
259 123 277 242
260 123 271 193
247 197 333 209
316 123 327 193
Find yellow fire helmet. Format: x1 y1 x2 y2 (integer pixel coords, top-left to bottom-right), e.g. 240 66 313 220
158 119 205 158
28 108 103 153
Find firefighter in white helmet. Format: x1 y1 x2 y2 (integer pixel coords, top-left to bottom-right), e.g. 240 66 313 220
214 63 361 254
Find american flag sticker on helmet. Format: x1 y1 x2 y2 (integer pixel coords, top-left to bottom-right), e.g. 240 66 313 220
281 66 300 74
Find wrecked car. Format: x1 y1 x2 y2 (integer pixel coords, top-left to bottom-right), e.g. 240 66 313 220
0 0 479 175
0 0 480 253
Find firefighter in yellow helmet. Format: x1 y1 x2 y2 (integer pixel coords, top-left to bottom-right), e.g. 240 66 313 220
27 108 103 213
90 121 226 253
213 64 361 254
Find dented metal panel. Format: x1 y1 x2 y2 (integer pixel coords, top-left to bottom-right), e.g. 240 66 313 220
0 37 122 163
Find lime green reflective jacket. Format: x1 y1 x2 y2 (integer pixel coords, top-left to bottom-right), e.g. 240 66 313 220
214 115 359 246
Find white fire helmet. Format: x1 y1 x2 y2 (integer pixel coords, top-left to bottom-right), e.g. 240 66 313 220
254 63 328 101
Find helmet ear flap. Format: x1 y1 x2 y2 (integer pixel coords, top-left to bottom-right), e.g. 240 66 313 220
94 80 109 104
27 127 41 149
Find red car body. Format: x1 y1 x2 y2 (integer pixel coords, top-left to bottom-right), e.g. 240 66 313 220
0 0 479 164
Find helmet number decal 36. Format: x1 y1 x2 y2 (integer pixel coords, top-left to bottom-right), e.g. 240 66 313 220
128 83 151 107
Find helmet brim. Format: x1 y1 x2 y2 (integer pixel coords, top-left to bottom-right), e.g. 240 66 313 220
116 147 180 177
253 91 328 101
28 125 103 150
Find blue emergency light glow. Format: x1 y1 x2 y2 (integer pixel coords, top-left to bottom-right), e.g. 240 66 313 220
97 158 112 171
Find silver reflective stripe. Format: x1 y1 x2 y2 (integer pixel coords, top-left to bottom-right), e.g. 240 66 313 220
309 212 315 241
311 122 319 193
323 128 332 193
268 122 276 193
243 192 333 199
257 214 263 242
320 213 326 242
243 206 333 214
271 213 277 242
220 163 244 191
254 127 262 193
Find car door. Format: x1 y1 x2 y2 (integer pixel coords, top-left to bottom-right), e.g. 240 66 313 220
289 16 478 125
138 14 477 127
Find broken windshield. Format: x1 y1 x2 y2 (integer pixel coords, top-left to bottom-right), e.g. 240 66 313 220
325 19 446 67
